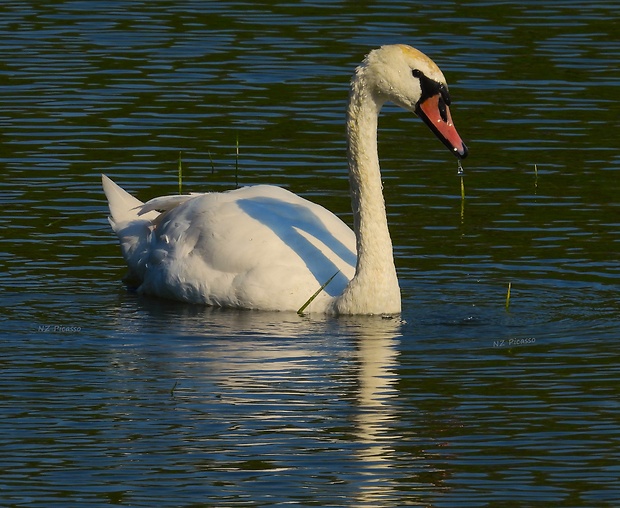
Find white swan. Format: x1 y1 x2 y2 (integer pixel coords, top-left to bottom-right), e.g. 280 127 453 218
102 44 467 315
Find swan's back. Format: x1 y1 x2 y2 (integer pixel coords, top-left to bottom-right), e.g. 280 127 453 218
103 176 356 312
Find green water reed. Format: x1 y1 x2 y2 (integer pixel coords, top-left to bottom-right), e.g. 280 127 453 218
297 271 340 315
208 150 215 174
178 151 183 194
505 282 512 310
235 133 240 189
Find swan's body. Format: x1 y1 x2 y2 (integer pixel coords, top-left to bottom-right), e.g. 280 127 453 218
103 44 467 314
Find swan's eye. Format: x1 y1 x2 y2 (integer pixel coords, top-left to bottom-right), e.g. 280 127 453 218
412 69 422 78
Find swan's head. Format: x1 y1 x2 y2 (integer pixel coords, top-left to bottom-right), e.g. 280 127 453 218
358 44 468 159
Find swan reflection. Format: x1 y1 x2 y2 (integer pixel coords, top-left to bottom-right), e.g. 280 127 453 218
109 298 426 504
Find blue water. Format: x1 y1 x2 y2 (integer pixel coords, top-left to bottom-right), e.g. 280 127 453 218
2 1 620 506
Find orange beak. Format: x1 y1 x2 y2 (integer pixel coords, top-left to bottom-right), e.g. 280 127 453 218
417 94 468 159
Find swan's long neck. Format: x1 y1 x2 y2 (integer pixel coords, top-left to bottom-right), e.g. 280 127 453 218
335 66 401 315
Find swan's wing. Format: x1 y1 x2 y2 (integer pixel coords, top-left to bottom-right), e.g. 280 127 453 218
139 193 200 216
139 184 357 311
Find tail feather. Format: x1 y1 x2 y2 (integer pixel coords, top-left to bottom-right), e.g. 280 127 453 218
101 174 159 228
102 174 159 282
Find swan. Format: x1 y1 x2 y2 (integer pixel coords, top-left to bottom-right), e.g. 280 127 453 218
102 44 467 315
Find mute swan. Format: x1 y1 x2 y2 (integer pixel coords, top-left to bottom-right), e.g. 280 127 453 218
103 44 467 315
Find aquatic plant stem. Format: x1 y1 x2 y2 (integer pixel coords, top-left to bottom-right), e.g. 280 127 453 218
505 282 512 310
297 271 340 315
178 151 183 194
235 133 239 189
208 150 215 174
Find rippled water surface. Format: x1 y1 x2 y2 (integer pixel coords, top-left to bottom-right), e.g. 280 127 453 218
2 1 620 506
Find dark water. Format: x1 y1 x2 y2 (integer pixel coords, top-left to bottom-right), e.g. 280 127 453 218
2 1 620 506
